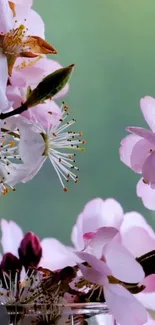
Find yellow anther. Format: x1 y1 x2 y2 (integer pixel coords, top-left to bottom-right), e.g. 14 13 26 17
9 141 15 147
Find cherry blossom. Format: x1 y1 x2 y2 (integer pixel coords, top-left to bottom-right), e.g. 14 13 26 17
0 0 56 113
120 96 155 210
17 104 85 191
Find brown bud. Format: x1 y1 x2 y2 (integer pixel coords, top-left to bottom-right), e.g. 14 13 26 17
59 266 76 283
1 253 22 272
0 253 22 289
18 232 42 269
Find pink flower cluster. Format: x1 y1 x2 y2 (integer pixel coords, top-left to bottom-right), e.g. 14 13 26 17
0 0 85 194
1 1 155 325
1 198 155 325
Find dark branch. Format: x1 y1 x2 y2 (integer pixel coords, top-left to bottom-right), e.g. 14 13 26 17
0 104 28 120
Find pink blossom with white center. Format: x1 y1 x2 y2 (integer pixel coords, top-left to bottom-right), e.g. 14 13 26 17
77 243 147 325
119 96 155 210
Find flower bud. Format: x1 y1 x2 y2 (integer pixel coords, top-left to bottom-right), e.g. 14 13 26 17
25 64 75 108
0 64 75 121
0 253 22 290
1 253 22 272
18 232 42 269
59 266 76 283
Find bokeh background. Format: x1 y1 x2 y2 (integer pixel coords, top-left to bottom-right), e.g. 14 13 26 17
1 0 155 243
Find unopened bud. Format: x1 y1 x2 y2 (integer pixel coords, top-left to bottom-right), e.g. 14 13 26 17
0 64 75 121
0 253 22 289
25 64 75 108
59 266 76 283
1 253 22 272
18 232 42 269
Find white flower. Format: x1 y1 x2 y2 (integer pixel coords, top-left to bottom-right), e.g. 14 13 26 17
0 117 46 194
18 103 85 191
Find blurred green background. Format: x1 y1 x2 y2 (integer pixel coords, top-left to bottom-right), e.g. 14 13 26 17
2 0 155 243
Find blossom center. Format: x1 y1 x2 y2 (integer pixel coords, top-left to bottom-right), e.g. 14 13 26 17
1 24 28 55
42 133 51 156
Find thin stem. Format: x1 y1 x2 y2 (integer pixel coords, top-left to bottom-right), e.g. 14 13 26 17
0 104 28 120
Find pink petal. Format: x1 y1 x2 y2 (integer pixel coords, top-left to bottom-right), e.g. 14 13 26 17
121 227 155 257
10 59 44 88
71 198 123 251
23 9 45 38
142 275 155 293
137 291 155 311
104 241 145 282
18 117 45 165
140 97 155 132
127 127 155 146
40 238 77 270
0 0 13 32
77 251 111 275
120 212 154 237
104 284 147 325
0 219 24 256
13 0 32 5
83 232 95 240
6 85 23 109
120 134 143 169
88 227 119 258
11 57 69 98
78 263 109 286
22 100 62 129
13 4 31 20
137 178 155 210
0 53 11 112
142 151 155 185
130 138 152 173
71 222 84 251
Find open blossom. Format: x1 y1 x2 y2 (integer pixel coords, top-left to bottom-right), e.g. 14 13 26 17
0 0 56 113
0 0 57 75
119 96 155 210
0 97 84 193
18 104 85 191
